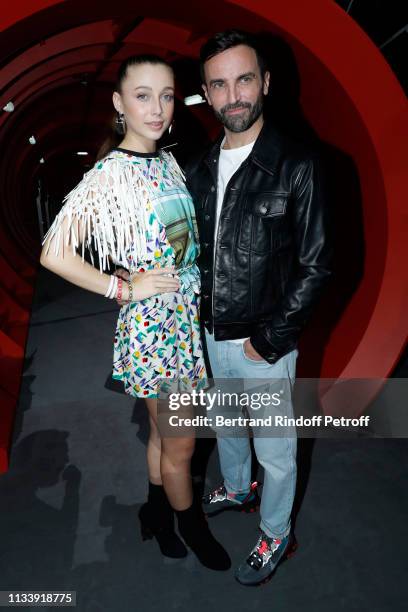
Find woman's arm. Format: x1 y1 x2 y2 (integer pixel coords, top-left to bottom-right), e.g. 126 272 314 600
40 216 180 301
40 215 116 297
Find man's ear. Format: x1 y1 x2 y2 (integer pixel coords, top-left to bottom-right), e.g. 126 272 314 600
263 71 270 96
202 83 212 106
112 91 122 113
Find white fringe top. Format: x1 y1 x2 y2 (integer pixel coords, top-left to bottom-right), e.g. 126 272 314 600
42 149 186 272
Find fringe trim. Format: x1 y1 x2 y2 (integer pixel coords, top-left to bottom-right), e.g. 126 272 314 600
42 151 186 272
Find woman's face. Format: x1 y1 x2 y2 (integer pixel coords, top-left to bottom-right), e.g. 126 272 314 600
113 62 174 146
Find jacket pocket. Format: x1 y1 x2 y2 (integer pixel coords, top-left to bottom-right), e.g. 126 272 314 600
238 192 289 254
251 193 288 218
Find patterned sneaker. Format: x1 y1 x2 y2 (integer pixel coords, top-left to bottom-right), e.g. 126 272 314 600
202 481 260 517
234 529 298 586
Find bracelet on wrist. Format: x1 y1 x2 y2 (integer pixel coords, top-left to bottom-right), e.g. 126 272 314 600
128 280 133 303
105 275 114 298
116 278 123 301
108 275 118 299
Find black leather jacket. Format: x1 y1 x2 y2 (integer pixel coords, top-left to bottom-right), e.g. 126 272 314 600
185 120 332 364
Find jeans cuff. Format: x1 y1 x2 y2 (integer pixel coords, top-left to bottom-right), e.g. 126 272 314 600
259 519 291 540
224 479 251 496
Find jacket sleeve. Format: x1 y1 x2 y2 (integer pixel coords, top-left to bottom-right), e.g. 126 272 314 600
250 156 332 363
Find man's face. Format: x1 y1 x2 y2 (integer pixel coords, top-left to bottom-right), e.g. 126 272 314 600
202 44 270 133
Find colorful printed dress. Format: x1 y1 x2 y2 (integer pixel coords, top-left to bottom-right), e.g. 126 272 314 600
42 147 206 398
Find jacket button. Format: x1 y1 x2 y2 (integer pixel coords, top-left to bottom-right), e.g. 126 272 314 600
210 186 215 192
205 214 210 220
203 294 209 299
204 242 209 248
259 205 268 214
203 269 209 274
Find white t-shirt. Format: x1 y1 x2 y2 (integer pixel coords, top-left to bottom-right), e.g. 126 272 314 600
211 137 255 344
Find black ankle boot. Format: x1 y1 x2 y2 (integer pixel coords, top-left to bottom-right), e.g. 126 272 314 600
138 483 187 559
176 500 231 571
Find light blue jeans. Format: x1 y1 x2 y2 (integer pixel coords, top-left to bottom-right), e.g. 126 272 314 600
205 330 298 539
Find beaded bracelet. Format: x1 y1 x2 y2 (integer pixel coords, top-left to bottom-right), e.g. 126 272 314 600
116 278 123 301
128 280 133 302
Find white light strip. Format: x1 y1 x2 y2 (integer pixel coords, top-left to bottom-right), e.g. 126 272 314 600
2 101 14 112
77 151 89 156
184 94 206 106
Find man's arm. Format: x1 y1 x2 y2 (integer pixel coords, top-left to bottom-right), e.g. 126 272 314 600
249 156 332 363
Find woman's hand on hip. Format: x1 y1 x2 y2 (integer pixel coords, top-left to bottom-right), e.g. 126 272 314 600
123 267 180 302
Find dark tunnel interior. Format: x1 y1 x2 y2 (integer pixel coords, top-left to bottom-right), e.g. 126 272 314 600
0 0 407 469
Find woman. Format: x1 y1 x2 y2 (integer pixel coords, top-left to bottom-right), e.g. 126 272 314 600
40 54 230 571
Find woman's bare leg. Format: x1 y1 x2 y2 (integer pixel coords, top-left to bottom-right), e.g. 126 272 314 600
144 398 162 485
143 398 230 569
144 397 194 510
140 398 188 558
160 435 195 510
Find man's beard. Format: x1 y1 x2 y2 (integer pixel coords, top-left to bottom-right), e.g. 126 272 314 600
214 91 264 133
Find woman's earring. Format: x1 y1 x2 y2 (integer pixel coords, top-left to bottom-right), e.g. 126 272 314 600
115 112 126 135
168 121 174 135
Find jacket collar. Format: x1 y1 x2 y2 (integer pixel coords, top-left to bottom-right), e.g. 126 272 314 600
251 120 285 175
203 130 224 175
204 119 284 176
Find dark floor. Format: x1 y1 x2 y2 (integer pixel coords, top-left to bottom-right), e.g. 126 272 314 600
1 269 407 611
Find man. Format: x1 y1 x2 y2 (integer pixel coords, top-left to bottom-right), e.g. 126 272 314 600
185 29 331 585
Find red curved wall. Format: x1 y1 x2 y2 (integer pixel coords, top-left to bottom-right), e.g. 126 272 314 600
0 0 407 469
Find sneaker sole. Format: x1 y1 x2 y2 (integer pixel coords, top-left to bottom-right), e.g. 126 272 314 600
204 495 260 518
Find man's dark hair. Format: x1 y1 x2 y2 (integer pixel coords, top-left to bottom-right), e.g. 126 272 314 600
199 29 267 83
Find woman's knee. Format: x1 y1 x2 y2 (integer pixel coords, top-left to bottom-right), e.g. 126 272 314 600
162 437 195 463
